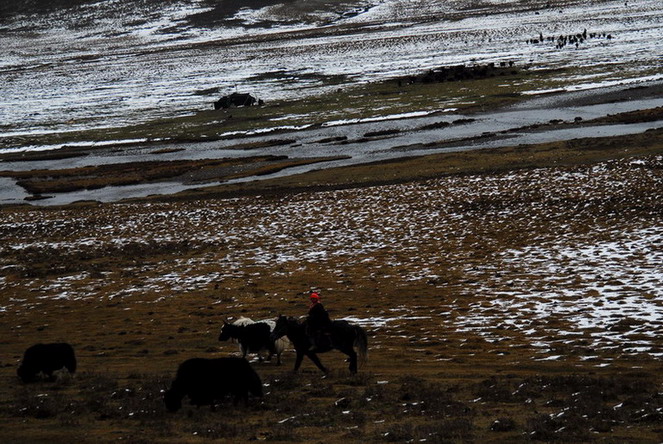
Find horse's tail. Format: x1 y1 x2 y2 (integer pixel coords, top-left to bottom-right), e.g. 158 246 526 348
353 325 368 366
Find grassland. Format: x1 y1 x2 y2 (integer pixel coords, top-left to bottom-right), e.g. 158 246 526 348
1 45 663 442
0 63 605 152
1 116 662 442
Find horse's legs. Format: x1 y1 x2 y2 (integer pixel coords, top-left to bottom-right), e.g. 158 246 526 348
305 352 329 374
343 347 358 374
294 351 305 371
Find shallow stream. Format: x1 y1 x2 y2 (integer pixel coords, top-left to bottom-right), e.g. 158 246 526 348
2 80 661 205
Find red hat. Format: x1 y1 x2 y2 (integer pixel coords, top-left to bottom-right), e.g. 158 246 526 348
310 292 320 300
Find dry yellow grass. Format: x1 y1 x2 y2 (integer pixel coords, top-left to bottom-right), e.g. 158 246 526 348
0 130 662 443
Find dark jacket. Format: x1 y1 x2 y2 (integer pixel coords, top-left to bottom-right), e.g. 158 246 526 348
308 302 332 332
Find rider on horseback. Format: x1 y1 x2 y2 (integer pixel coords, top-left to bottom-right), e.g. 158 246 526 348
307 290 332 351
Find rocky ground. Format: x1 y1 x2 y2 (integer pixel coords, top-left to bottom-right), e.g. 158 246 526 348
0 138 661 442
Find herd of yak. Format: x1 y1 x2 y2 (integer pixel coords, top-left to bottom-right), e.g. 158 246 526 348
525 28 614 49
15 315 368 413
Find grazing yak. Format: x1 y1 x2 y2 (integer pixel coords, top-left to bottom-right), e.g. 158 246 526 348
214 92 257 110
164 357 263 412
219 319 287 364
17 343 77 383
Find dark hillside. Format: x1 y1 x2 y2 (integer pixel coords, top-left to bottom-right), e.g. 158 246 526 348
0 0 99 19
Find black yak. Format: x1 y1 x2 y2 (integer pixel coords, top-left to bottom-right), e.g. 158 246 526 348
164 357 262 412
17 343 77 383
214 93 257 109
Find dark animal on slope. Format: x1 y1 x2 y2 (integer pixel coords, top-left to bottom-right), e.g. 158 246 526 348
271 315 368 374
219 319 286 364
17 343 77 383
164 357 262 412
214 92 257 110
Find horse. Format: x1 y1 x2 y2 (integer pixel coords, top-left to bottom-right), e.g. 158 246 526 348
270 315 368 374
219 318 288 365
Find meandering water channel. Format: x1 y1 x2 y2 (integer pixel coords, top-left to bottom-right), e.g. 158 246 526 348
1 80 661 206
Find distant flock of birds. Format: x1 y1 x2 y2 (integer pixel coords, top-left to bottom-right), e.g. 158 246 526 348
15 315 367 413
526 29 614 49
